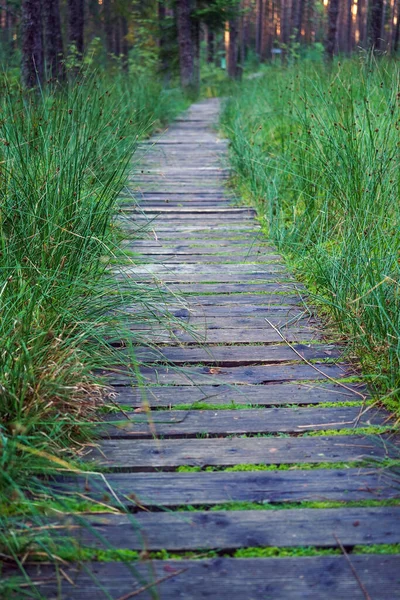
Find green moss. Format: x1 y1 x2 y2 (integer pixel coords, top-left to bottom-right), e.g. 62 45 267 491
177 461 367 473
233 546 341 559
306 426 393 437
353 544 400 555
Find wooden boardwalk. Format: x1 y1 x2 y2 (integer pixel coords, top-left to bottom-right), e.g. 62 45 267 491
35 99 400 597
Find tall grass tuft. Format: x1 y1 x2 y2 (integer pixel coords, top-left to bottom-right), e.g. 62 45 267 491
0 71 187 592
223 57 400 411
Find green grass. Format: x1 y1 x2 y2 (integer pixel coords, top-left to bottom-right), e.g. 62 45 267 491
222 56 400 415
0 70 187 593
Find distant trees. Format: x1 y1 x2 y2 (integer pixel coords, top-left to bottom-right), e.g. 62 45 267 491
7 0 400 89
21 0 44 87
42 0 65 80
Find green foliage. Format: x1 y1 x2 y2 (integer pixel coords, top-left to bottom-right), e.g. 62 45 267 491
0 71 187 585
223 57 400 411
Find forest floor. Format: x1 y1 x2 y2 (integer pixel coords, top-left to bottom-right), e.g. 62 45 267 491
9 98 400 599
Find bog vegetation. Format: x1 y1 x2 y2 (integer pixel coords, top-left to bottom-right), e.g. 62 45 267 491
223 58 400 410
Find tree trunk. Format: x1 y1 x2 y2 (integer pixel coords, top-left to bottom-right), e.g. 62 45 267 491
357 0 367 46
121 16 129 70
103 0 113 55
325 0 340 59
369 0 384 49
159 0 170 77
206 27 215 63
68 0 84 54
394 0 400 51
295 0 306 42
43 0 65 80
21 0 44 88
227 17 239 78
114 18 121 56
256 0 264 58
176 0 196 92
346 0 353 52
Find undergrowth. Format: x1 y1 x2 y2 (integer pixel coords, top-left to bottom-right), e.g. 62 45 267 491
222 56 400 415
0 70 186 595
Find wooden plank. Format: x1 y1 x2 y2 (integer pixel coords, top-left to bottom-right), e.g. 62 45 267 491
100 407 386 439
142 328 318 344
86 435 396 470
125 305 309 318
110 382 367 408
138 255 282 264
21 556 400 600
129 315 316 329
61 507 400 551
56 468 399 507
137 255 280 264
109 364 348 386
128 343 341 365
163 286 303 297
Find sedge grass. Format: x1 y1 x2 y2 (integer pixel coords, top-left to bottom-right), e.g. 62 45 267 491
222 56 400 414
0 71 187 596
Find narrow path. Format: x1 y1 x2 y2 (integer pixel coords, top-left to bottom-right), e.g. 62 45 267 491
43 100 399 597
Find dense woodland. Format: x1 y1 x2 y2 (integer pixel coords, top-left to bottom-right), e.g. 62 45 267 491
0 0 399 88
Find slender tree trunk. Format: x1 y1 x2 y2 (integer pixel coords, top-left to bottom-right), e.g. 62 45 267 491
21 0 44 87
295 0 306 42
256 0 264 58
369 0 384 48
357 0 366 45
114 18 121 56
121 16 129 70
346 0 353 52
68 0 84 54
43 0 65 80
206 27 215 63
325 0 340 59
176 0 196 92
394 0 400 51
228 16 239 78
158 0 170 78
103 0 113 55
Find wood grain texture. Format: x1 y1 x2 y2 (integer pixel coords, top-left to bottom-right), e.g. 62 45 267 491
19 556 400 599
62 507 400 551
100 406 385 439
55 468 399 507
86 435 396 470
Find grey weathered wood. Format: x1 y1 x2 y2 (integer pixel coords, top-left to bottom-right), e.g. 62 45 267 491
100 407 385 439
110 382 366 407
130 315 316 329
128 343 341 365
141 327 318 344
21 556 400 599
62 507 400 551
56 468 399 507
109 364 349 386
86 435 395 470
163 286 304 297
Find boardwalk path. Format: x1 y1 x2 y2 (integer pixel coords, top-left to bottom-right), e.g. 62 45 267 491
46 100 400 597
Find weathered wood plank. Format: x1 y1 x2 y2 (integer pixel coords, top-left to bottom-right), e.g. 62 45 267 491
163 286 304 297
128 343 340 365
100 407 385 439
86 435 395 470
130 315 316 329
21 556 400 600
141 327 318 344
62 507 400 551
56 468 399 507
110 382 366 407
108 364 348 386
